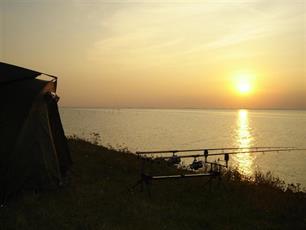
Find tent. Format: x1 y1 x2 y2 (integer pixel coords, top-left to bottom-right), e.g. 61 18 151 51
0 62 72 203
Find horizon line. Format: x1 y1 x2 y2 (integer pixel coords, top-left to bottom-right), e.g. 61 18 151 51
58 106 306 111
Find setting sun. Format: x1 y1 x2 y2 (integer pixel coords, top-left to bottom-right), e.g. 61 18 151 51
237 79 251 94
234 74 254 95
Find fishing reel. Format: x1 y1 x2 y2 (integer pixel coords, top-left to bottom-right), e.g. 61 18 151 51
190 157 203 170
168 152 181 165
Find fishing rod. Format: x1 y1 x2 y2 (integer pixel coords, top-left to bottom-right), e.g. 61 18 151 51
148 148 306 160
132 147 306 190
136 146 296 155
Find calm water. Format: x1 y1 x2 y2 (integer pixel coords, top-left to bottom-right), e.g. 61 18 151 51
60 108 306 186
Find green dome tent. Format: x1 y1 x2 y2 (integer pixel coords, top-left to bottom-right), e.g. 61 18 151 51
0 62 72 204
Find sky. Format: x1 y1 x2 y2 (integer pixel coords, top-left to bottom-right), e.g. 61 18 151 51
1 0 305 109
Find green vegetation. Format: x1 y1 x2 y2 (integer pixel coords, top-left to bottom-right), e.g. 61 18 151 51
1 138 306 230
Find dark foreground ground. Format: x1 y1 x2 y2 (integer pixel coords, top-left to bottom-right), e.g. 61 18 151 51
1 138 306 230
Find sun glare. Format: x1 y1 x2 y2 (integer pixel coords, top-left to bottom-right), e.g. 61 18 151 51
237 80 251 94
234 73 254 95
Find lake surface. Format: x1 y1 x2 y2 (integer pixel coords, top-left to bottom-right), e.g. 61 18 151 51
60 108 306 187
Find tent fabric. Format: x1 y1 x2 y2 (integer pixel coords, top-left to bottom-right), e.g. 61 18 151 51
0 62 42 84
0 79 53 157
45 93 72 175
2 99 62 199
0 64 71 203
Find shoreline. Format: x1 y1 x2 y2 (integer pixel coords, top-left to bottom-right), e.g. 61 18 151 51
1 137 305 229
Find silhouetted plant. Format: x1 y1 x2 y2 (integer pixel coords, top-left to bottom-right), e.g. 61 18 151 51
89 132 101 145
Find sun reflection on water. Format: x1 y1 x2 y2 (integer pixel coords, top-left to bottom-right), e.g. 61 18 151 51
234 109 255 176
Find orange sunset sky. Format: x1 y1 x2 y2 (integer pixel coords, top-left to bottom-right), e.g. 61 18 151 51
1 0 305 109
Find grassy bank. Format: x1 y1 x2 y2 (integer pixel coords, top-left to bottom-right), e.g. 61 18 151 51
1 138 306 230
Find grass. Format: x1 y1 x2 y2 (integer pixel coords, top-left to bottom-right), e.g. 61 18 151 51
1 138 306 230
